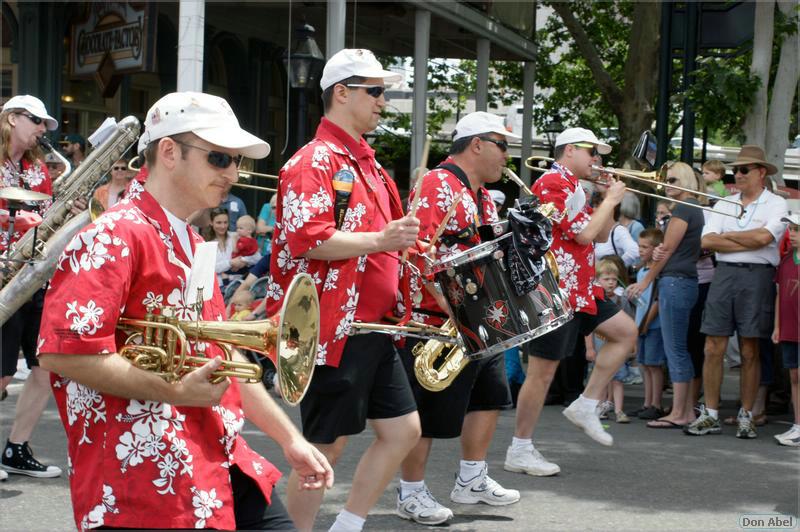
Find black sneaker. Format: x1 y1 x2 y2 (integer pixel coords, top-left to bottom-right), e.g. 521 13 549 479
1 441 62 478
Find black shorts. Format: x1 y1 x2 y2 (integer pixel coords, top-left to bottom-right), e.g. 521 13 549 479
300 333 417 444
399 339 513 439
1 289 45 378
528 297 621 361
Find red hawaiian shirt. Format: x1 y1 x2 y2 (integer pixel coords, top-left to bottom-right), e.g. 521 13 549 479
266 118 406 368
531 162 604 314
410 159 499 326
38 181 281 531
0 157 53 252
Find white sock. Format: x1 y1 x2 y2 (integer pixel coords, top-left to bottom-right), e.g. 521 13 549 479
511 437 532 451
329 509 365 532
707 408 719 419
459 460 485 481
399 479 425 499
576 394 599 410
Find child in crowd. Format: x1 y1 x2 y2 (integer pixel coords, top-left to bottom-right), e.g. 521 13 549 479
588 258 635 423
233 215 259 259
773 214 800 446
631 228 666 420
701 160 728 199
228 290 255 321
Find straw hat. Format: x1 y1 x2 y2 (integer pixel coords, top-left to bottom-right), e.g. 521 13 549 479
727 145 777 176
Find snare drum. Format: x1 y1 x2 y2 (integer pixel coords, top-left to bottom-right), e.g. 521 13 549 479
433 234 572 359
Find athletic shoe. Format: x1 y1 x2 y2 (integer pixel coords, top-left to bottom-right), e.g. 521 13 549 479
774 426 800 445
504 445 560 476
777 432 800 447
563 399 614 446
596 400 614 420
615 411 631 424
683 408 722 436
0 441 62 478
0 469 7 481
450 465 520 506
396 486 453 525
736 409 757 439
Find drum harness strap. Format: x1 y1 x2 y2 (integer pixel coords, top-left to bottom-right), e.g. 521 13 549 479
434 163 482 248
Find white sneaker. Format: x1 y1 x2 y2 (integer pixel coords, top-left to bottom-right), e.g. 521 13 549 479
450 465 520 506
775 426 800 446
563 399 614 446
396 486 454 525
504 445 560 476
0 469 7 481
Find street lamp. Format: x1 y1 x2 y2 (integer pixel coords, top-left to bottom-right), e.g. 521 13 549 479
282 23 325 151
544 115 563 158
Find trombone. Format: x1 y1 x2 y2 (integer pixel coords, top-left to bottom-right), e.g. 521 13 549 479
127 155 277 192
524 156 744 219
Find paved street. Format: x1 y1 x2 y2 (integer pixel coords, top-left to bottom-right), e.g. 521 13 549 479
1 368 798 531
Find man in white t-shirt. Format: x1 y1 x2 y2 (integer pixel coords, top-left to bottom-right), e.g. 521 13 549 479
685 146 787 439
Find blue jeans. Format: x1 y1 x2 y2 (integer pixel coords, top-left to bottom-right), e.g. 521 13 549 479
658 276 698 383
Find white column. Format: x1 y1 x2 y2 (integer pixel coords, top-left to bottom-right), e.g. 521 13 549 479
475 38 490 112
326 0 346 58
520 61 536 188
411 9 430 180
177 0 205 92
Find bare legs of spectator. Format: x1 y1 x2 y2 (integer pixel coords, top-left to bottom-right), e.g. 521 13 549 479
643 365 664 410
657 382 695 425
7 366 51 445
286 413 420 531
752 385 768 418
704 336 759 412
790 369 800 426
689 377 703 409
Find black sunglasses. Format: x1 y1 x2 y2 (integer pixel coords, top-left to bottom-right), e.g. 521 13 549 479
573 143 599 157
16 112 43 125
346 84 386 98
666 177 680 184
478 136 509 152
112 166 128 171
734 165 759 175
173 140 242 169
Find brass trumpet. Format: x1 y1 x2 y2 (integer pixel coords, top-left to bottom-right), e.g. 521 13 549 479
117 274 320 406
524 156 744 219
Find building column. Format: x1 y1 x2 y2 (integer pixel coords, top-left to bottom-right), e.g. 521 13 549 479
326 0 346 58
475 38 490 112
520 61 536 189
177 0 205 92
411 9 430 182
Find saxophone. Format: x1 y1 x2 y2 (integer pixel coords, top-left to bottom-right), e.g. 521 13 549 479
0 116 140 325
412 319 467 392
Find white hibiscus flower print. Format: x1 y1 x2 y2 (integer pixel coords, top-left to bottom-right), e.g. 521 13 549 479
191 487 223 528
66 300 104 336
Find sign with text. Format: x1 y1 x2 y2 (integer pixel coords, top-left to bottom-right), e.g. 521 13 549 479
70 2 157 78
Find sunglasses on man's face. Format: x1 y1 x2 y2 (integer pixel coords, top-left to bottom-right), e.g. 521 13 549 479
173 140 243 169
734 165 760 175
477 136 509 152
112 166 128 172
16 112 44 125
573 143 599 157
345 84 386 98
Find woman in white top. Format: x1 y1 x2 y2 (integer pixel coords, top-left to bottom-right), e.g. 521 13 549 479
207 208 261 286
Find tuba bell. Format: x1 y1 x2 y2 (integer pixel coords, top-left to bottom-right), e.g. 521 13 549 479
411 319 469 392
117 274 320 406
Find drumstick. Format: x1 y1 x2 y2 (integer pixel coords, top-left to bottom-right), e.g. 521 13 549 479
428 190 465 250
402 135 432 263
502 167 533 195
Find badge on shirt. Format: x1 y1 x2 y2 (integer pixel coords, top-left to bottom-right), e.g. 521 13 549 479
229 201 239 213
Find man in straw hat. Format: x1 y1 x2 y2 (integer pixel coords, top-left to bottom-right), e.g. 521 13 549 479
38 92 333 530
685 145 788 439
266 48 422 531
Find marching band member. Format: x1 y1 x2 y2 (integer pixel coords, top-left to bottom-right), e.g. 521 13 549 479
396 112 521 526
266 49 421 531
38 92 332 530
504 128 637 476
0 95 61 480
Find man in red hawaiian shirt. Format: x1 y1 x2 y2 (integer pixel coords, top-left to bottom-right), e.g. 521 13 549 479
503 128 637 477
395 112 521 526
38 92 332 530
0 95 62 481
266 49 421 531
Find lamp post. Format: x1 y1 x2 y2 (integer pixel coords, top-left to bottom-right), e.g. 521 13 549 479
282 23 325 152
544 115 563 158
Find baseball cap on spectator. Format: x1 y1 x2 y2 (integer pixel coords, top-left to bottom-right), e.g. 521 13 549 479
452 111 521 141
137 92 270 159
555 127 612 155
489 189 506 207
60 133 86 150
44 152 61 164
781 213 800 226
1 95 58 130
320 49 403 91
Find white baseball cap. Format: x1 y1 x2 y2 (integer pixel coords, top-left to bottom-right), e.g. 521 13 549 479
137 92 270 159
488 189 506 206
554 127 612 155
452 111 521 142
781 213 800 226
2 95 58 130
320 49 403 91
